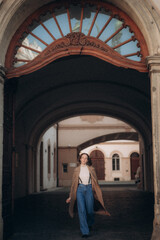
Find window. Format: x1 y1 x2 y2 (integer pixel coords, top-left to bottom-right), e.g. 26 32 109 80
6 1 148 76
112 153 120 171
63 163 68 173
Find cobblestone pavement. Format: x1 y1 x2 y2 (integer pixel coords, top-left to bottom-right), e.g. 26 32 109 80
8 186 154 240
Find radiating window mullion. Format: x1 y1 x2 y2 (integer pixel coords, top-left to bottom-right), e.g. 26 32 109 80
40 21 56 41
87 7 100 36
96 15 113 38
105 25 124 43
52 13 64 37
80 6 84 32
15 59 31 63
21 44 41 54
30 32 48 46
67 8 72 33
123 52 140 58
112 37 134 50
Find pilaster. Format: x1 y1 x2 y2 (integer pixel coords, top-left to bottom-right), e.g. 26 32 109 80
0 65 5 240
147 55 160 240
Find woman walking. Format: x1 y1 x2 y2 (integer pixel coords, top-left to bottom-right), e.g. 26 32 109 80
66 153 110 238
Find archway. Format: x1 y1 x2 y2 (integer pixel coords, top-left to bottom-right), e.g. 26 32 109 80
1 54 152 240
1 0 159 239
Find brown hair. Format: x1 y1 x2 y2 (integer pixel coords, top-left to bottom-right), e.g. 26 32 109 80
78 153 92 166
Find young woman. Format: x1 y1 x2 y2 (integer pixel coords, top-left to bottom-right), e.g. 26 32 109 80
66 153 110 238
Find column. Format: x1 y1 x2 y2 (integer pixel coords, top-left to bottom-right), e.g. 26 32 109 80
147 55 160 240
0 65 5 240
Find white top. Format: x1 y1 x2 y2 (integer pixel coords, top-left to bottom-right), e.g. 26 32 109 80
79 165 91 185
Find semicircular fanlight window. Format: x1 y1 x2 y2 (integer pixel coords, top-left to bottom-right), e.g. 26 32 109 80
10 2 146 68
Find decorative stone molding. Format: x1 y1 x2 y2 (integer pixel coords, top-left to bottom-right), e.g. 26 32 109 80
146 55 160 74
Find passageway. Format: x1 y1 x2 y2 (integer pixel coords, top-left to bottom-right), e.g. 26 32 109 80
9 186 153 240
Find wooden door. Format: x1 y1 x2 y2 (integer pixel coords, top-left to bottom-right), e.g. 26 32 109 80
90 150 105 180
130 152 139 180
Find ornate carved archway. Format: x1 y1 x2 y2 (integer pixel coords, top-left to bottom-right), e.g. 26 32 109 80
5 0 149 78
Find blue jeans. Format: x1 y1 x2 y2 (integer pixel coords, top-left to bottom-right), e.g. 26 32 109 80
77 184 94 235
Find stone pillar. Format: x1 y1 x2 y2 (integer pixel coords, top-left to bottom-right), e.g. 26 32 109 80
0 66 5 240
147 55 160 240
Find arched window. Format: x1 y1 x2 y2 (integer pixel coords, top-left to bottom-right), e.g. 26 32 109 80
112 153 120 171
6 1 148 78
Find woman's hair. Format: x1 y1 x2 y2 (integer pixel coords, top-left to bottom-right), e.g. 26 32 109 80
78 153 92 166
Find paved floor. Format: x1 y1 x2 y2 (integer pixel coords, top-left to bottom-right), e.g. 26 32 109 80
8 186 154 240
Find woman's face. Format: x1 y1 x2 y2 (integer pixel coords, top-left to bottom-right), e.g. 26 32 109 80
80 154 88 165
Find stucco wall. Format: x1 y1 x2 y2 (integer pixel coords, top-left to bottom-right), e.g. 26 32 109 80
83 141 139 181
37 126 57 192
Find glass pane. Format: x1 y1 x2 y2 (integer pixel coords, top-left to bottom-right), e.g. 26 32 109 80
90 8 111 37
69 4 81 32
55 7 70 35
82 5 97 35
116 159 120 170
99 18 123 42
32 24 53 45
14 61 27 68
127 55 141 62
113 153 119 158
112 159 115 170
119 26 134 42
26 34 47 51
116 40 140 57
108 26 134 49
43 17 61 40
15 42 39 61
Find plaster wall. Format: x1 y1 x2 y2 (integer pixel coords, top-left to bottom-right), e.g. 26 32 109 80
37 126 57 191
58 147 77 187
58 116 135 147
83 141 139 181
58 127 134 147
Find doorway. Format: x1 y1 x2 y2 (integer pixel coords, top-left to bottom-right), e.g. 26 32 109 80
90 150 105 180
130 152 140 180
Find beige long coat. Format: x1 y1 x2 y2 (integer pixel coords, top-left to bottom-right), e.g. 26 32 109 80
68 165 110 218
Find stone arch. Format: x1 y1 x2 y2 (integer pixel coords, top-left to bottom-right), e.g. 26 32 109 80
109 150 123 159
88 147 106 160
23 99 151 192
77 132 138 153
129 150 139 158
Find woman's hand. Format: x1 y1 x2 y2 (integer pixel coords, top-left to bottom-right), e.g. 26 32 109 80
96 210 111 216
66 197 71 203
